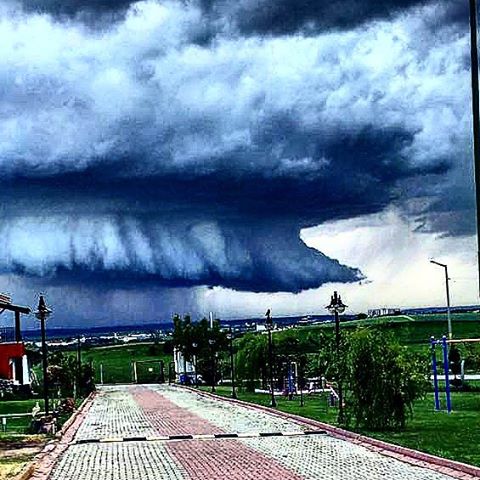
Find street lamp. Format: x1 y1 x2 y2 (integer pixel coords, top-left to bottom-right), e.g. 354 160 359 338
265 309 277 408
183 349 188 385
76 335 82 398
192 342 198 387
208 338 216 393
430 260 452 339
227 327 237 399
326 291 346 424
34 295 52 416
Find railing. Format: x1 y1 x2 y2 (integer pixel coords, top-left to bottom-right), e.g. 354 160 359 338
0 412 46 432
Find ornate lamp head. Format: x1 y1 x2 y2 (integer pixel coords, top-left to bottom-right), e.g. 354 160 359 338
34 295 52 320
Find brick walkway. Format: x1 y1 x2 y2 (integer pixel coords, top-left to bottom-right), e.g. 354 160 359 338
46 385 460 479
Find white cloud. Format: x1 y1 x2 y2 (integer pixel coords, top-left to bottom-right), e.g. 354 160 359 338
0 1 471 181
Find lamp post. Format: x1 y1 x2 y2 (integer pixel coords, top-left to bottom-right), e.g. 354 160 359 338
34 295 52 416
183 345 188 385
430 260 452 339
326 291 346 424
265 309 277 408
298 361 304 407
76 335 82 398
192 342 198 387
208 338 216 393
227 327 237 399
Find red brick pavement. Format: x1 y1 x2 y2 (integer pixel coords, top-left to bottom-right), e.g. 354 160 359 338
133 386 304 480
169 439 304 480
132 386 223 435
184 386 480 480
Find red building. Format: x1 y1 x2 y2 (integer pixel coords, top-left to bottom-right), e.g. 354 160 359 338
0 342 28 384
0 294 31 386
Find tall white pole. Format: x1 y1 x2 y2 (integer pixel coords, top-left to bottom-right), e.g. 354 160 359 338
445 265 452 339
469 0 480 297
430 260 453 339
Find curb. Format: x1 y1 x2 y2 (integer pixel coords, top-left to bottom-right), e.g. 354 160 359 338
12 462 36 480
26 391 97 480
55 393 93 439
181 386 480 479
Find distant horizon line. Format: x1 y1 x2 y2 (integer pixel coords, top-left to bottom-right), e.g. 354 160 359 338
11 303 480 334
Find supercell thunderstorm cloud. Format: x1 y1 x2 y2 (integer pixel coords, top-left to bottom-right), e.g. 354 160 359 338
0 0 476 324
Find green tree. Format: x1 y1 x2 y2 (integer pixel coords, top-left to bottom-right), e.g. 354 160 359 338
172 315 228 383
342 328 428 430
47 351 94 398
235 333 267 391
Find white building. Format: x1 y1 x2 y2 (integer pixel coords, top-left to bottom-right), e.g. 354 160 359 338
173 347 195 382
367 307 401 317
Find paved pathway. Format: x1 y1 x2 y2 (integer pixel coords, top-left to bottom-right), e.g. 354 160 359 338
48 385 459 480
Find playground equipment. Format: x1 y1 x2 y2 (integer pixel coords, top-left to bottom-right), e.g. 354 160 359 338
282 361 298 398
321 376 340 408
430 335 480 413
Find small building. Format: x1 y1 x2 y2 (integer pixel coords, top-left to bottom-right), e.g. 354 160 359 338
367 307 401 317
173 347 195 383
0 294 32 387
0 342 30 385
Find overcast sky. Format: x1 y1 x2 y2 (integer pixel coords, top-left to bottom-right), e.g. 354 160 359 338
0 0 478 328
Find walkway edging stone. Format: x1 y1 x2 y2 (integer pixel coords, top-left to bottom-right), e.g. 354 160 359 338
180 385 480 479
27 391 97 480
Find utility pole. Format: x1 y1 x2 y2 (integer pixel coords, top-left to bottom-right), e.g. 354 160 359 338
469 0 480 296
430 260 452 338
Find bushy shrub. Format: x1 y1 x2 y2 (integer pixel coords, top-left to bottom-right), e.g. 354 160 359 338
0 379 14 399
463 343 480 372
343 328 428 430
46 352 95 398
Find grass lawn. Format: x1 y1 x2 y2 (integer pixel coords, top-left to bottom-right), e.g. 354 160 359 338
308 312 480 345
0 398 81 479
0 400 39 434
0 398 81 435
80 343 171 384
203 386 480 467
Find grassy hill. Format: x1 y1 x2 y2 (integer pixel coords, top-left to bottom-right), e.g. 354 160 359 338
80 343 171 384
305 312 480 345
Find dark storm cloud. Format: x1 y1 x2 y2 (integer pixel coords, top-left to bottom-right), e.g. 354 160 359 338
208 0 429 35
14 0 133 15
0 0 474 299
0 213 361 293
13 0 464 35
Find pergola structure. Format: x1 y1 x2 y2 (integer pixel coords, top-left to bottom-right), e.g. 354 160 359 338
0 293 31 385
